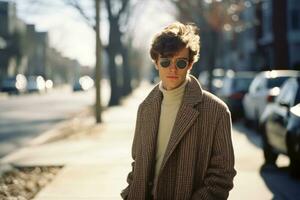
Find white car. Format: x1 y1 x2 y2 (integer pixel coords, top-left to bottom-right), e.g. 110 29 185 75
243 70 300 127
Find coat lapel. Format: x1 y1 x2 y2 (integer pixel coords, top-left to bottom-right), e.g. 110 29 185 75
141 87 163 181
142 100 161 163
159 104 199 170
159 75 203 174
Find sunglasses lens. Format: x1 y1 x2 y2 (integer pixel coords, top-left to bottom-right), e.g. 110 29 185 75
160 59 171 68
176 59 188 69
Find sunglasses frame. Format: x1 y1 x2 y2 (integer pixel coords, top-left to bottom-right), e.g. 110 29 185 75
159 58 189 69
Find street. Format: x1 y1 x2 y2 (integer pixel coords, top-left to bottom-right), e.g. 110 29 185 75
0 84 110 158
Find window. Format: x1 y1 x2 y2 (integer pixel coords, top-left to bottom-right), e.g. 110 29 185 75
276 78 298 106
291 10 300 30
234 77 253 92
267 77 289 88
262 1 272 34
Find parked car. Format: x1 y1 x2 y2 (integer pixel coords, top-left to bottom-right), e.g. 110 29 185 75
26 75 46 93
198 68 225 94
73 76 94 91
243 70 300 127
260 77 300 178
0 74 27 94
217 70 256 120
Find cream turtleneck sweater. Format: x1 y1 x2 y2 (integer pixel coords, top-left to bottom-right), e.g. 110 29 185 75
153 77 189 186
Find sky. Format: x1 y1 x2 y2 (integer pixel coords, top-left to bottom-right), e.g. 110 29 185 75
8 0 177 67
12 0 100 66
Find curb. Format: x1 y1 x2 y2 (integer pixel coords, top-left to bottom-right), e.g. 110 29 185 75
0 92 8 100
0 107 95 169
28 107 94 146
0 163 13 177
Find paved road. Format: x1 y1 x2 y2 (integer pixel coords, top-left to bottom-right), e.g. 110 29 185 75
0 84 110 158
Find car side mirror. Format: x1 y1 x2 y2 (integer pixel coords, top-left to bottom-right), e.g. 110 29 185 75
279 101 290 108
279 102 292 119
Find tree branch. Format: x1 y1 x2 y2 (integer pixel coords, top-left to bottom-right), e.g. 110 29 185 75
117 0 130 18
63 0 94 29
104 0 113 20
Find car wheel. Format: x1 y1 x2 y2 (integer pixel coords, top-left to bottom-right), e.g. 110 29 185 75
289 157 300 179
244 117 252 128
262 125 278 165
287 133 300 179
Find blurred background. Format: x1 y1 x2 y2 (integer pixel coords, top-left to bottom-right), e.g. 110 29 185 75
1 0 300 100
1 0 300 199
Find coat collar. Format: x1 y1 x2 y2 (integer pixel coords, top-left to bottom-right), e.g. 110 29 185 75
143 75 203 106
141 75 203 182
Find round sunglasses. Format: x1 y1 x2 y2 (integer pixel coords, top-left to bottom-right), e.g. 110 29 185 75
159 58 189 69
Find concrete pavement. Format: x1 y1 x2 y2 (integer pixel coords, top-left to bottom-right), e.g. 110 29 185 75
230 123 273 199
1 82 297 199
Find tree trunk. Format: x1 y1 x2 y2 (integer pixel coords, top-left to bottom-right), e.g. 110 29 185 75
107 48 120 106
108 17 121 106
121 45 132 96
95 0 102 123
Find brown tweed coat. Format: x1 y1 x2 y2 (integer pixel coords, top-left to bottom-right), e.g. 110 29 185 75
121 75 236 200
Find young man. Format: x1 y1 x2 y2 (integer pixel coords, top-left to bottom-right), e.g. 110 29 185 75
121 22 236 200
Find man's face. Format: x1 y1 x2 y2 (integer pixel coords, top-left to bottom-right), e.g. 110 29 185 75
155 47 193 90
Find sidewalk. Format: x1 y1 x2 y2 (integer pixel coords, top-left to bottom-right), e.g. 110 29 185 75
1 82 154 200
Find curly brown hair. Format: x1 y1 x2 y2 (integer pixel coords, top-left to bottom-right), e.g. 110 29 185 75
150 22 200 64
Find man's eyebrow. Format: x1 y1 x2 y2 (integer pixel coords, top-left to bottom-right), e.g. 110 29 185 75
160 56 188 59
176 57 189 59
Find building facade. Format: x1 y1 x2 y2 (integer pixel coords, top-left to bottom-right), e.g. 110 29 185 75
218 0 300 71
0 0 82 88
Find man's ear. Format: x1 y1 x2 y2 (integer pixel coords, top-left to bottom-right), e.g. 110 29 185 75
154 60 159 70
188 62 193 70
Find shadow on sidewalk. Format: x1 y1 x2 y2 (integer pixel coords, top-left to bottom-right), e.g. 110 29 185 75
260 164 300 200
233 120 262 149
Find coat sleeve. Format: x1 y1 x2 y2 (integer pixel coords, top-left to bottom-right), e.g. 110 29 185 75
120 105 143 199
191 109 236 200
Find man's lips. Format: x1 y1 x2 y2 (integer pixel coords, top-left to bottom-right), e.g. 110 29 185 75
166 75 178 79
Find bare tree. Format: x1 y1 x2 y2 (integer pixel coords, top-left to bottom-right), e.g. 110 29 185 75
104 0 131 105
63 0 102 122
65 0 135 106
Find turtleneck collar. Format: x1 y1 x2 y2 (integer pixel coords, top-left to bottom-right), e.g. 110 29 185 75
159 77 189 104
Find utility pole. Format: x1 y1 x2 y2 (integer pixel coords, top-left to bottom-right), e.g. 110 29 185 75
95 0 102 123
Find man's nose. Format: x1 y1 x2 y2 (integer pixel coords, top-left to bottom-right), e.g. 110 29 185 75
169 60 177 71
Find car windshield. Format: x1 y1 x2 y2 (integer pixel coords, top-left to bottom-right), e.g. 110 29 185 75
267 77 289 88
233 77 253 92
